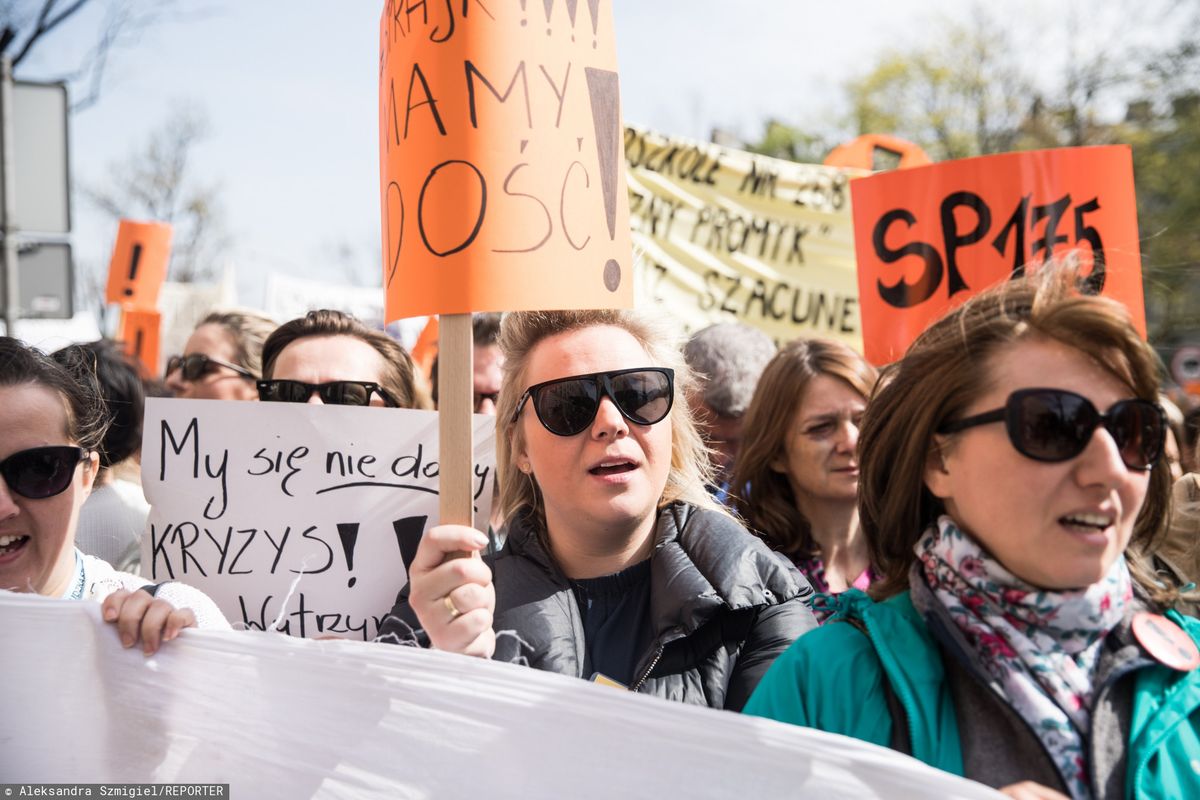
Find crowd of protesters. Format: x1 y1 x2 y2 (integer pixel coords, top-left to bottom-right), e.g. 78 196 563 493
2 264 1199 798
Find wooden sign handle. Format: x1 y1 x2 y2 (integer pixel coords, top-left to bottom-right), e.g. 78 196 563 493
438 313 475 534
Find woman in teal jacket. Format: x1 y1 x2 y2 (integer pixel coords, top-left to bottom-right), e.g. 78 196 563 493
746 268 1200 800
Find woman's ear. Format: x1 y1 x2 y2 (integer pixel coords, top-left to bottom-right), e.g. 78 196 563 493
80 451 101 496
510 428 531 476
924 436 954 499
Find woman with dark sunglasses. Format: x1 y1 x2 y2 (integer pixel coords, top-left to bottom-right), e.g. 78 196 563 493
745 269 1200 799
165 310 276 401
258 309 418 409
1 337 229 653
379 309 818 711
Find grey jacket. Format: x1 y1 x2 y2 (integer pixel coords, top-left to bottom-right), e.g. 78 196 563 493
380 501 819 710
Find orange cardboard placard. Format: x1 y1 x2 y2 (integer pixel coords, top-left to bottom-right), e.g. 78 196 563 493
411 315 440 380
118 308 162 377
851 146 1145 365
105 220 173 309
825 134 931 171
378 0 633 321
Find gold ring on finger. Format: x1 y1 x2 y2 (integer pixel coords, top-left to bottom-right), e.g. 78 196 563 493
443 594 462 620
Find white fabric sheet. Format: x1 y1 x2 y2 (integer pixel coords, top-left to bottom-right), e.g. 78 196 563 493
0 592 1003 799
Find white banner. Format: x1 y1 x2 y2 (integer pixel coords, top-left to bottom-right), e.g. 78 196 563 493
155 273 240 375
264 273 386 330
140 398 496 640
0 592 1004 799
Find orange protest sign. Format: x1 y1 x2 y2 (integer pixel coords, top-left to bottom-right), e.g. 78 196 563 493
105 220 172 310
411 316 440 380
377 0 633 321
851 146 1145 365
824 134 931 171
118 308 162 377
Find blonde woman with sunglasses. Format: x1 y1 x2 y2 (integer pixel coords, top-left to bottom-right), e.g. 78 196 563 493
746 270 1200 799
1 337 229 653
380 310 817 710
165 310 276 401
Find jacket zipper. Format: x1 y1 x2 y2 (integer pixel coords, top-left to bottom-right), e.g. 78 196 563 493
630 643 665 692
861 618 921 753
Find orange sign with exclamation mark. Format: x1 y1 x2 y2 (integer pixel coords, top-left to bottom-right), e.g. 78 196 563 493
105 219 173 310
118 308 162 377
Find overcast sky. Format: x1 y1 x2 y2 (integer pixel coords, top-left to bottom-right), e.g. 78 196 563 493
27 0 969 309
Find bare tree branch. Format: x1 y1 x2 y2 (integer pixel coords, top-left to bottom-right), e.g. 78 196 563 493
11 0 91 66
6 0 208 110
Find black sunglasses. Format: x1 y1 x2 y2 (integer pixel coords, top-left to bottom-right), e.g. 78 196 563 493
0 446 89 499
166 353 256 382
512 368 674 437
257 379 398 408
938 388 1165 471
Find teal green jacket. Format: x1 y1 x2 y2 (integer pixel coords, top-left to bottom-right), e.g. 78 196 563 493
744 590 1200 799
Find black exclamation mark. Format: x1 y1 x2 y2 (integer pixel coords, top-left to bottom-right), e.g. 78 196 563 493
393 515 428 574
519 0 527 26
542 0 553 34
585 66 622 292
564 0 580 41
337 523 360 587
586 0 600 47
124 244 143 297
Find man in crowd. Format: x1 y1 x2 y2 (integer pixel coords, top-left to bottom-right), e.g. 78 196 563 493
683 322 776 502
431 312 504 414
469 313 503 415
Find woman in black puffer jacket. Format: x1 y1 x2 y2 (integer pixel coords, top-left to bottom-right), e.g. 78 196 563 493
379 309 817 710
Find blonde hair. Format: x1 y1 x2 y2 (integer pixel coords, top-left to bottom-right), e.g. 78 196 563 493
733 338 878 558
858 266 1179 607
495 309 722 534
200 310 277 378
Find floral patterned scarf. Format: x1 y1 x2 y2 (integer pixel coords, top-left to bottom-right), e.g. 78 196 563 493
916 515 1131 800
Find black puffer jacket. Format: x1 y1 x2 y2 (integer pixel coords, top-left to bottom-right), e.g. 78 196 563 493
380 501 819 710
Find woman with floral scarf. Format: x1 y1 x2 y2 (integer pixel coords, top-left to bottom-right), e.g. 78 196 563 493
745 267 1200 800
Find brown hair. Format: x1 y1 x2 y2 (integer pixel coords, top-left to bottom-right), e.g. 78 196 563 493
1 337 108 453
859 267 1175 604
732 338 877 558
261 309 417 409
199 310 277 378
495 309 722 533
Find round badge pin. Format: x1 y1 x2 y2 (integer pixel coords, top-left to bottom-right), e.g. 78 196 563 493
1132 612 1200 671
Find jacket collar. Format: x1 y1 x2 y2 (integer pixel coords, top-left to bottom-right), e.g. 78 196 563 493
504 502 784 640
647 503 724 639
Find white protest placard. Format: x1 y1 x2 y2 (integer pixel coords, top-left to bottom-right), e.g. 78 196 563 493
140 398 496 640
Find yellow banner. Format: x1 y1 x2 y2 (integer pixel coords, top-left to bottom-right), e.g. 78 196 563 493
626 126 867 349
